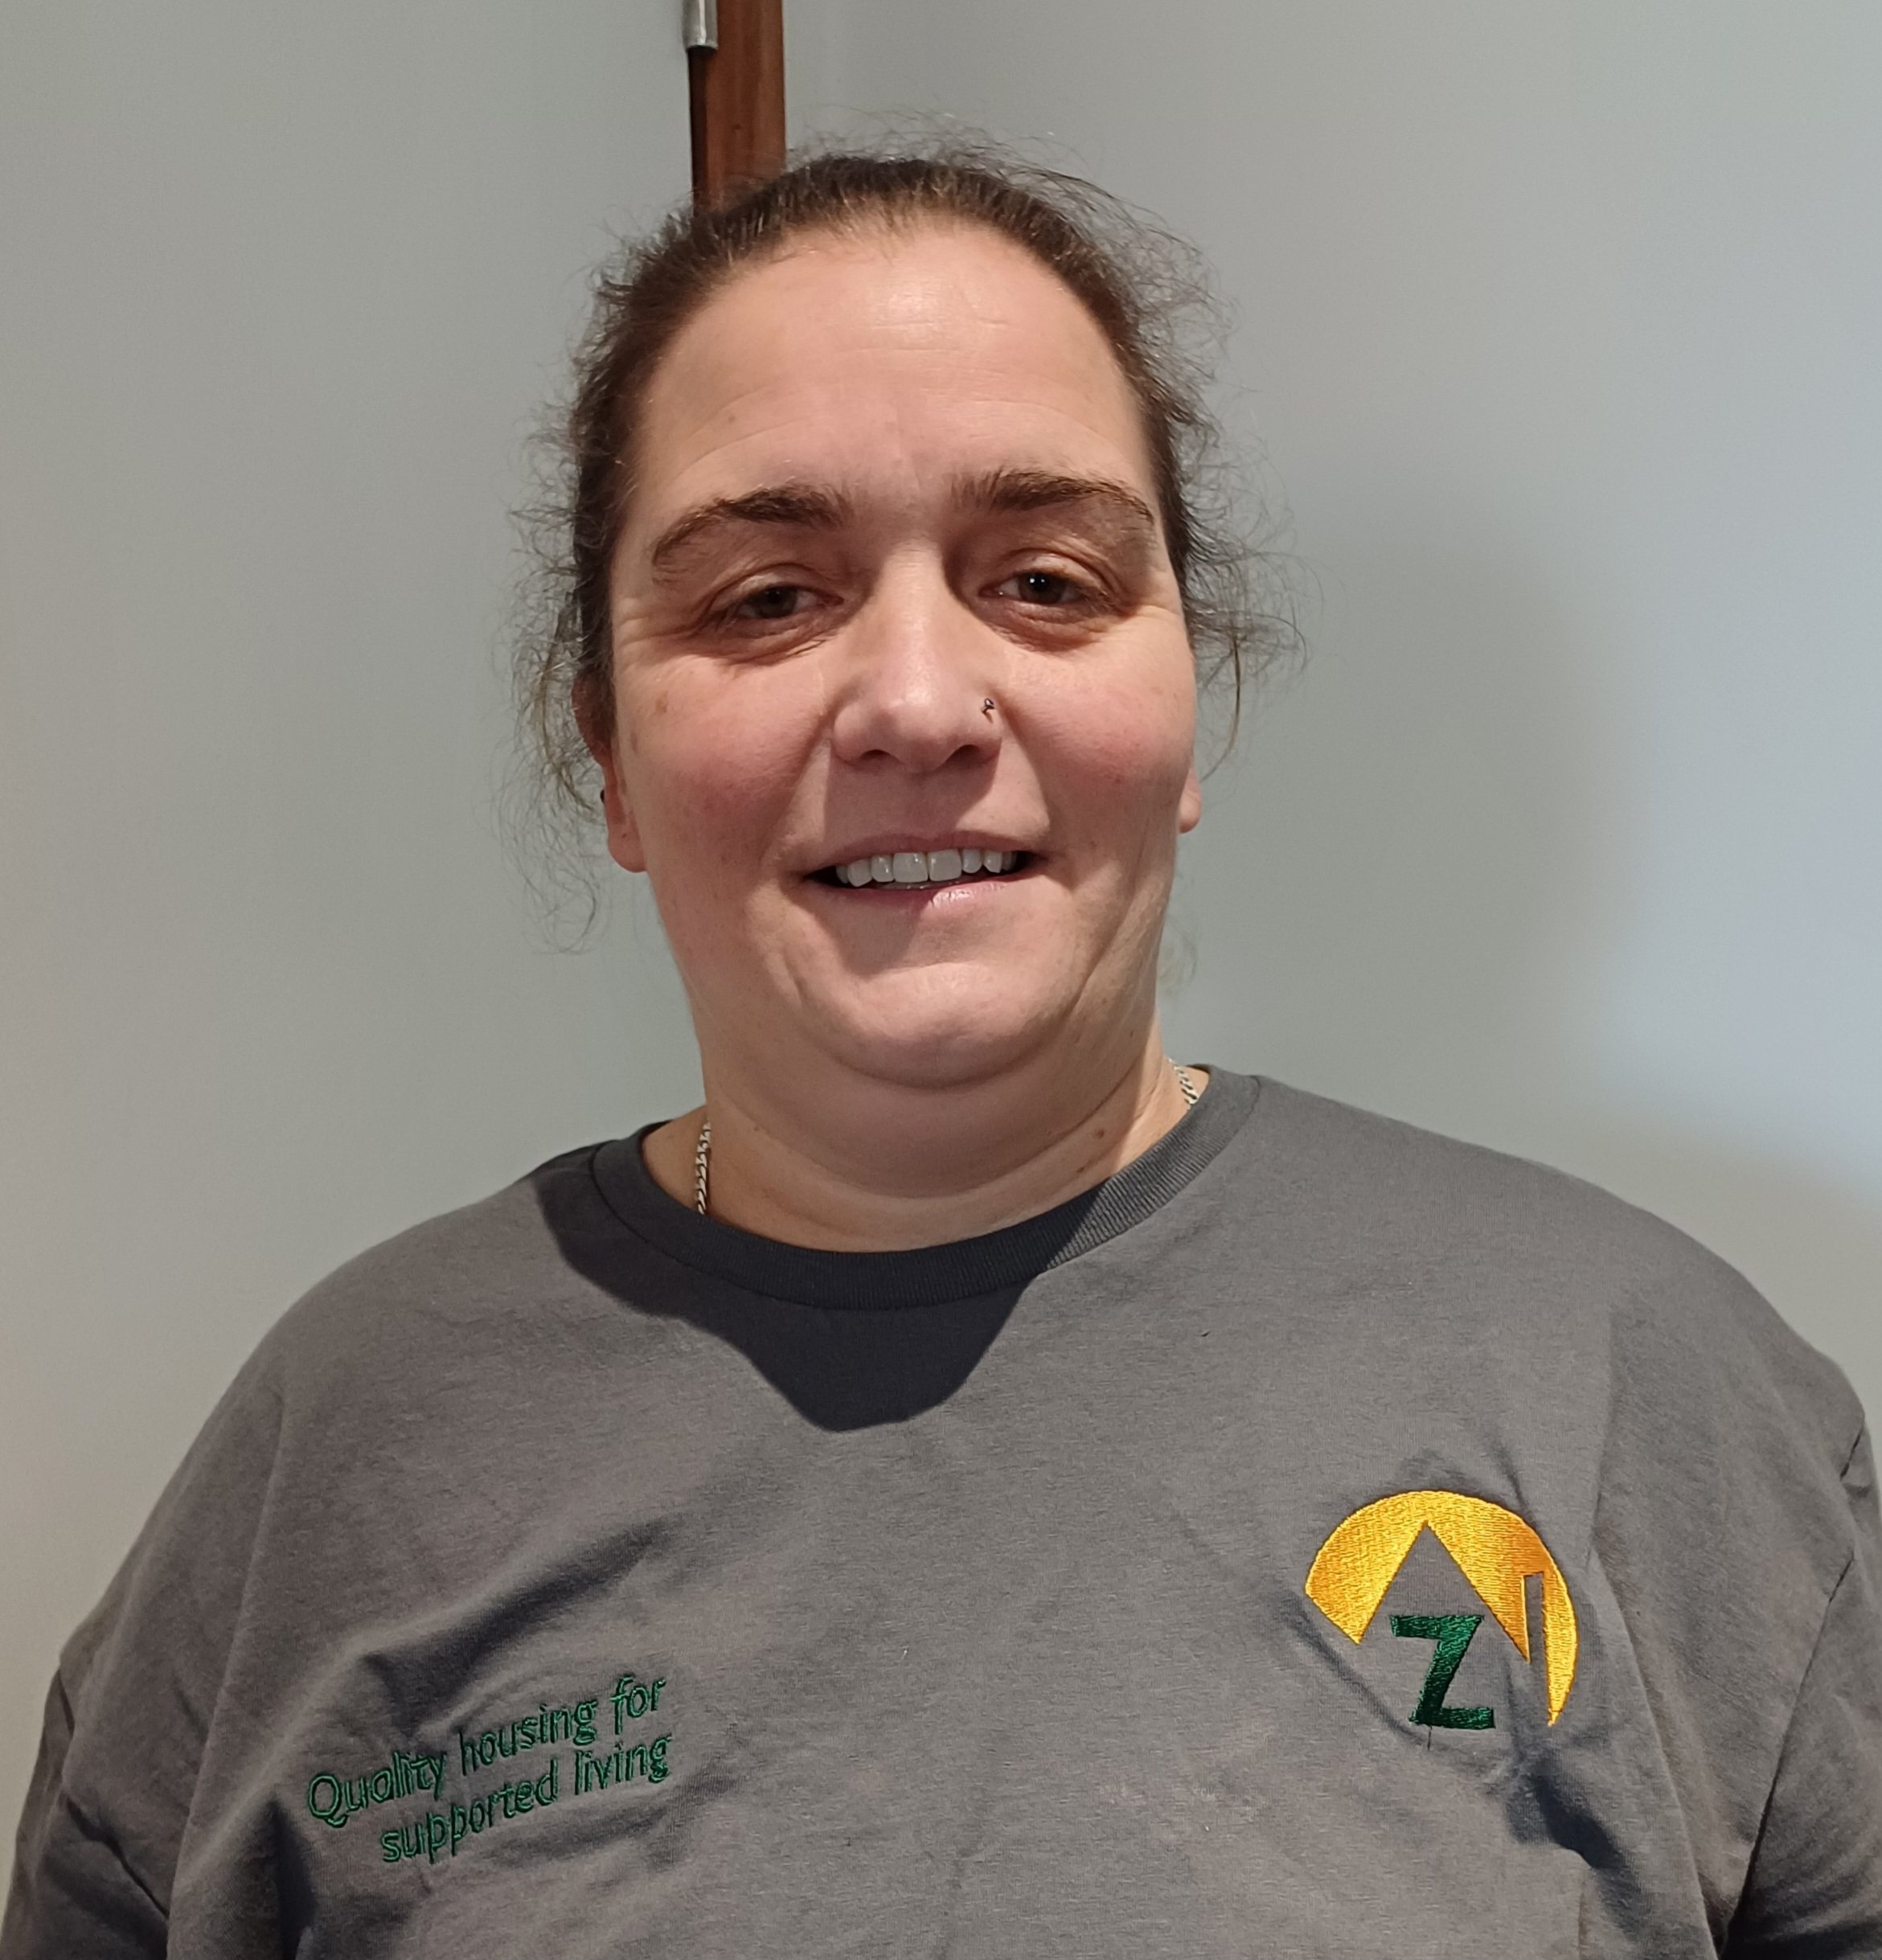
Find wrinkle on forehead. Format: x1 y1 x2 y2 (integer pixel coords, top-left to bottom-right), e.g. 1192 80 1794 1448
625 223 1154 556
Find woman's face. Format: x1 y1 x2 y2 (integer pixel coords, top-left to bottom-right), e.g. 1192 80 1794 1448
596 222 1202 1099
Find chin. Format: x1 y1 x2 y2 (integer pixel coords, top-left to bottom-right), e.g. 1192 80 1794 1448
818 989 1070 1093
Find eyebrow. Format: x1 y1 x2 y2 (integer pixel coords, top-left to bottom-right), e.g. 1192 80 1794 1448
644 467 1161 577
648 483 854 574
957 466 1159 540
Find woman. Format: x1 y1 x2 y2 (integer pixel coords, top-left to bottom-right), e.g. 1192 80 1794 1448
5 147 1877 1958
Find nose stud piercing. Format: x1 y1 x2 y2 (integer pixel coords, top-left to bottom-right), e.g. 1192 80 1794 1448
982 697 996 718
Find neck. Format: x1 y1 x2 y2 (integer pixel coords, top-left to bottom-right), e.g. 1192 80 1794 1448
642 1023 1204 1253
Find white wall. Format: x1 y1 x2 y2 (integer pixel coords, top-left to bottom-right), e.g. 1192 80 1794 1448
4 0 1880 1879
790 1 1882 1402
0 0 698 1849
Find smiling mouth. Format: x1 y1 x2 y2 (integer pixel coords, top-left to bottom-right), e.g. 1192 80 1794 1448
811 848 1034 890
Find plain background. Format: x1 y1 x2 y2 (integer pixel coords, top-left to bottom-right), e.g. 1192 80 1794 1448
3 0 1879 1865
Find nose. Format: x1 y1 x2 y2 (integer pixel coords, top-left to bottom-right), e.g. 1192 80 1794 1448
828 552 1001 776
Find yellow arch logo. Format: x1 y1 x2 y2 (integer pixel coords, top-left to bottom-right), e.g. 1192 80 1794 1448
1305 1490 1578 1724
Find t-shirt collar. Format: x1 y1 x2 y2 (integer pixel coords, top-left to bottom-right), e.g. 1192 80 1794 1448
588 1068 1260 1310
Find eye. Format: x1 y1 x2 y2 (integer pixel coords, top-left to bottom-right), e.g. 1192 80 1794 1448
730 583 812 621
998 568 1085 607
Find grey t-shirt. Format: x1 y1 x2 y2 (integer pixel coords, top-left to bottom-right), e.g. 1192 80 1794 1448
5 1073 1878 1958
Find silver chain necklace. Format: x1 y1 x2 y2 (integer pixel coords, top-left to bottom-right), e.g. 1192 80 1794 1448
694 1060 1199 1217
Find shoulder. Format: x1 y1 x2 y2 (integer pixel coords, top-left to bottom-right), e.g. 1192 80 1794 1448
74 1141 645 1646
1238 1076 1864 1481
237 1140 640 1411
60 1141 653 1677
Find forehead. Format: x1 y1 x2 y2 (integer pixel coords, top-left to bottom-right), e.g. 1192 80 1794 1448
623 222 1154 548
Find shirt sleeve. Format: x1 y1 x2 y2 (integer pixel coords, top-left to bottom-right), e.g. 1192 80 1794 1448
0 1351 286 1960
1726 1424 1882 1957
0 1673 168 1959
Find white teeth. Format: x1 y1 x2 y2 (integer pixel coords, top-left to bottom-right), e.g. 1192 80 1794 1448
831 847 1021 885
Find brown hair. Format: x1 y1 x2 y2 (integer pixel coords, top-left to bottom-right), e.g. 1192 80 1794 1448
511 138 1296 916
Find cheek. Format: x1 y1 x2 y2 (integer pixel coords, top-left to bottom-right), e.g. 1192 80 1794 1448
1035 658 1197 841
617 670 815 887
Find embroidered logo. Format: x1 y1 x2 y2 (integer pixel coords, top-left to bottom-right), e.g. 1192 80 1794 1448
1305 1490 1578 1727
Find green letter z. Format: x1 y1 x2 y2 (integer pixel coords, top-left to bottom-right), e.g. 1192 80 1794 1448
1389 1612 1495 1729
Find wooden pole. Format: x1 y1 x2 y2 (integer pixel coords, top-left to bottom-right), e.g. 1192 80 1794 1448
687 0 786 206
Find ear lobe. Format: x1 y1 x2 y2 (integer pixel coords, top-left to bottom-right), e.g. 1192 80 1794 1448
1178 765 1203 834
598 765 649 874
575 673 648 874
